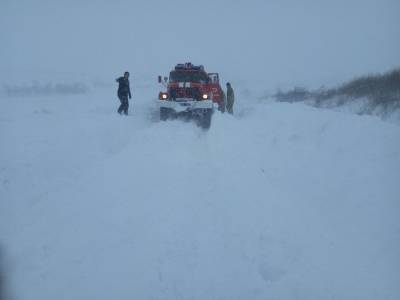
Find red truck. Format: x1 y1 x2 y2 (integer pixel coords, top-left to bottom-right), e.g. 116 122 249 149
158 63 225 129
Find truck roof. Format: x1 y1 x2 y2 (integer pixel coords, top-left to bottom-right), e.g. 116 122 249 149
174 62 205 72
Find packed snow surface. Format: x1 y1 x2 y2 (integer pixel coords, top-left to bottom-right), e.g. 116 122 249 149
1 81 400 300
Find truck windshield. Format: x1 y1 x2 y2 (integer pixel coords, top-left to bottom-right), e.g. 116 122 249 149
169 71 208 83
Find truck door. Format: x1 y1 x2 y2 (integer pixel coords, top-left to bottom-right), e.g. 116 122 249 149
207 73 222 102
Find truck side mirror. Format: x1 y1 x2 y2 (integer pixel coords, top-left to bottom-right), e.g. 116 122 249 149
164 76 168 83
158 76 162 83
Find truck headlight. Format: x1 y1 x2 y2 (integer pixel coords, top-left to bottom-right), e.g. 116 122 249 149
202 93 209 100
159 92 168 100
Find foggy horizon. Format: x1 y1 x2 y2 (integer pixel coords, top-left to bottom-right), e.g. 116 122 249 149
1 0 399 89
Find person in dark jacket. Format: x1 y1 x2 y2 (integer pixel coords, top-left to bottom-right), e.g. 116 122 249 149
116 71 132 115
226 82 235 114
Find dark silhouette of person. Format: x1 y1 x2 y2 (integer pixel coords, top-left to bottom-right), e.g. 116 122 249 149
116 71 132 115
226 82 235 114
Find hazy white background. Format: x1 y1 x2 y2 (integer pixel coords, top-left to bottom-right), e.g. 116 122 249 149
1 0 399 88
1 1 400 299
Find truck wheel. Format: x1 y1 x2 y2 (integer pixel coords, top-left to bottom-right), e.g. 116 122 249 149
160 107 171 121
200 109 213 129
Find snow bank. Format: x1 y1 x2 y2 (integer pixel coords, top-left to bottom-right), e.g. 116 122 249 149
1 83 400 299
302 96 400 125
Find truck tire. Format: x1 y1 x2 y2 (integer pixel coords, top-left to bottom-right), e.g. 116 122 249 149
200 109 213 129
160 107 171 121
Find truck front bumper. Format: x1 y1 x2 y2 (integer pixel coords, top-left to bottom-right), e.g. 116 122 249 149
158 99 214 112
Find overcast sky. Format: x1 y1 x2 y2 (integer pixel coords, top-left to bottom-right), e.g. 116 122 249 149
1 0 399 88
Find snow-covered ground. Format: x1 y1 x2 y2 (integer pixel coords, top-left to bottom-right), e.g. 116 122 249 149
1 79 399 299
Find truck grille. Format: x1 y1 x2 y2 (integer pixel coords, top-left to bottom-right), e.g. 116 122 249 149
170 88 200 100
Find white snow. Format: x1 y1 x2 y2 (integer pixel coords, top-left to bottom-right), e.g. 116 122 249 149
1 79 400 299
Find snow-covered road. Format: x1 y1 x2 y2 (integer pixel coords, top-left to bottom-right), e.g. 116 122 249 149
1 82 400 299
